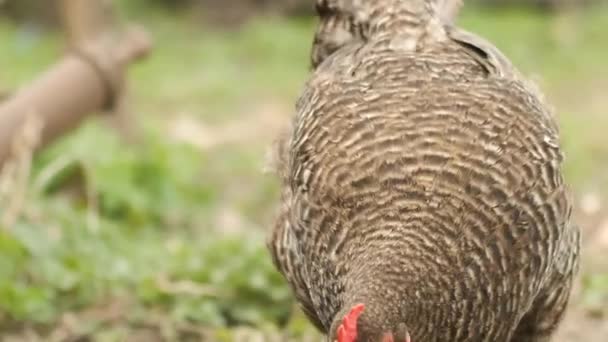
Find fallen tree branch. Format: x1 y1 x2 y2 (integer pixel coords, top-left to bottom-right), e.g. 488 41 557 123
0 26 151 167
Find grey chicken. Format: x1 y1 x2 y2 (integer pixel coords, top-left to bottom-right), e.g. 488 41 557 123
268 1 580 341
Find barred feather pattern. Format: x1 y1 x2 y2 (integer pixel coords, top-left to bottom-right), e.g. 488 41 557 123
268 1 580 341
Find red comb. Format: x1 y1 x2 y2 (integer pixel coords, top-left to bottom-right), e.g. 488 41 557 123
337 304 365 342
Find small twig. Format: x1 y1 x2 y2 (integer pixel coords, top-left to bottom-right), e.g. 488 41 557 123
0 112 44 230
79 159 101 234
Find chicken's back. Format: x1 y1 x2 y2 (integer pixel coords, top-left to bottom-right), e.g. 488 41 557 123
270 39 579 341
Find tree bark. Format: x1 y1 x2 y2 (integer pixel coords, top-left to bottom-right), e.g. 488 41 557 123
58 0 110 46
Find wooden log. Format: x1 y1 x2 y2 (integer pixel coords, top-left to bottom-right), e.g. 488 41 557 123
59 0 108 45
0 26 151 166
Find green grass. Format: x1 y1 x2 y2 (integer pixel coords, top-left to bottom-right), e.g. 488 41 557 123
1 3 607 340
128 16 312 123
0 122 295 339
0 21 61 88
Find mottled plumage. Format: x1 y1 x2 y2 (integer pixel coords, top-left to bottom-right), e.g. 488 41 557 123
268 1 580 341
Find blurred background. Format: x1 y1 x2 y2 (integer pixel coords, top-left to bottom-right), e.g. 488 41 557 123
0 0 606 341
